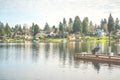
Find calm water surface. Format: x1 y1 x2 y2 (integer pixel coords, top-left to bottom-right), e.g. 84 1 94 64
0 42 120 80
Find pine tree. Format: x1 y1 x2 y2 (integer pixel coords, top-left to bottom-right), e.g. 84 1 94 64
5 23 11 37
82 17 89 34
107 14 115 33
59 22 64 37
32 23 40 36
44 23 50 32
68 18 73 33
101 19 108 32
0 22 5 36
89 21 94 33
115 18 120 30
63 18 67 31
73 16 82 34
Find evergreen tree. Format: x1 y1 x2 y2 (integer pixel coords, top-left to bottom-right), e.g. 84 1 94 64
59 22 64 37
82 17 89 34
73 16 82 34
103 19 108 32
63 18 67 31
0 22 5 36
68 18 73 33
52 25 58 33
1 27 5 36
14 24 19 32
34 24 40 35
101 19 108 32
44 23 50 32
59 22 64 33
115 18 120 30
18 25 23 33
5 23 11 37
89 21 94 33
23 25 26 35
100 19 104 29
32 23 40 36
52 25 55 29
107 14 115 33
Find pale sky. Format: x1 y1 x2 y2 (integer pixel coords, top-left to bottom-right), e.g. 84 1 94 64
0 0 120 28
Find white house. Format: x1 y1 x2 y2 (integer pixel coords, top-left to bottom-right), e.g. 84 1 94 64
95 29 106 36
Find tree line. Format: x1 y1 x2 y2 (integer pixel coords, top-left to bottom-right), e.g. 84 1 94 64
0 22 40 38
0 14 120 39
45 14 120 37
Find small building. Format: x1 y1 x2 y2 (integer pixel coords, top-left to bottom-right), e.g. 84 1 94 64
14 31 24 38
44 31 56 37
114 30 120 42
68 34 75 40
25 34 32 40
115 30 120 37
95 29 106 36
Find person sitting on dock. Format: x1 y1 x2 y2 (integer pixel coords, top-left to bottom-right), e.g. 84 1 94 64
92 44 100 55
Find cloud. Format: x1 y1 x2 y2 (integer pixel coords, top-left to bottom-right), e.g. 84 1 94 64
0 0 120 28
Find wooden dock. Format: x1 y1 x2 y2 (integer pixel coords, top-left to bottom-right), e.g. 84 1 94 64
74 53 120 63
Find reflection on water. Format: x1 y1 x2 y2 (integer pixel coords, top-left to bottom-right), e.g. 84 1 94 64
0 42 120 80
0 42 120 65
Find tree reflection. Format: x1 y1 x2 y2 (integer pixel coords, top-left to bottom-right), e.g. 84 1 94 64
81 42 89 52
75 42 81 53
31 43 39 62
44 43 50 59
59 43 67 67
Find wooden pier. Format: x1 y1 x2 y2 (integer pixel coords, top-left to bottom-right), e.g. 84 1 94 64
74 53 120 63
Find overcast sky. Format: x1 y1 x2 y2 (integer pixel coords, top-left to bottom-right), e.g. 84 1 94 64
0 0 120 28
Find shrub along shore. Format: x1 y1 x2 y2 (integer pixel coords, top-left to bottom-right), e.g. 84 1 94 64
0 36 116 43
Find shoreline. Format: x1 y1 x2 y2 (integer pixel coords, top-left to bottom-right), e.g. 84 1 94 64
0 36 119 43
0 39 117 43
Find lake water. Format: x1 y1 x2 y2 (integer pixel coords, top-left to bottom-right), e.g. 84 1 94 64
0 42 120 80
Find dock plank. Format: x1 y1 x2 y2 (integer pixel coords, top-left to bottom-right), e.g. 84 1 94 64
74 53 120 63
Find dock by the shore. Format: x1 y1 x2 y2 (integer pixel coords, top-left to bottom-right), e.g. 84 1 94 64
74 53 120 63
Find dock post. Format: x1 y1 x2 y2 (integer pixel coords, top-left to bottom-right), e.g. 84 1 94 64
109 56 111 59
108 46 111 55
96 55 99 58
108 32 111 56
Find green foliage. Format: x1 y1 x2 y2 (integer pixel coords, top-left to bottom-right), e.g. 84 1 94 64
5 23 11 36
44 23 50 32
89 21 95 33
52 25 58 33
63 18 67 31
68 18 73 33
52 25 55 29
0 22 5 36
101 19 108 32
115 18 120 30
108 14 115 33
59 22 65 38
1 27 5 36
32 23 40 36
59 22 64 33
18 25 22 32
73 16 82 34
82 17 89 34
0 14 119 41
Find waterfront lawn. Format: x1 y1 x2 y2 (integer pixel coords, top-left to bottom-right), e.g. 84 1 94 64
41 38 67 42
85 36 111 41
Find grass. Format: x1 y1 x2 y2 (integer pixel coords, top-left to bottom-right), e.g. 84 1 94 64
40 38 67 43
85 36 114 42
0 36 115 43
